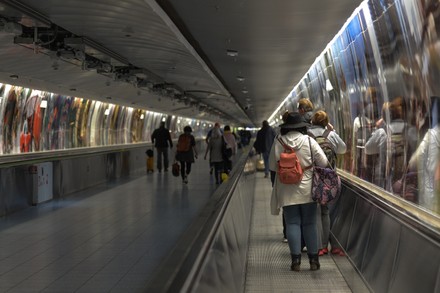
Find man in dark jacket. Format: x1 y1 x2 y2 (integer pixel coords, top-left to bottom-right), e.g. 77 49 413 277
151 122 173 172
254 120 276 178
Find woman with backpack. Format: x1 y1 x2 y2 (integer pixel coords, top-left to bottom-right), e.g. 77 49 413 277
269 112 328 271
175 126 198 184
308 110 347 257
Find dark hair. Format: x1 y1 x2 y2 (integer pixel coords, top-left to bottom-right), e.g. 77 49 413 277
183 125 192 133
280 126 307 135
224 125 231 131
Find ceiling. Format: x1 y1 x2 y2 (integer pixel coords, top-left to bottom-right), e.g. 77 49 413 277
0 0 364 127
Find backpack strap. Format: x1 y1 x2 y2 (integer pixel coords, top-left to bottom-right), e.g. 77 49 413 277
277 137 294 152
301 137 312 171
322 128 331 138
308 128 330 139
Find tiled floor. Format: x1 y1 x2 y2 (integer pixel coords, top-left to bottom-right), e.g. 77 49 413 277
0 157 218 292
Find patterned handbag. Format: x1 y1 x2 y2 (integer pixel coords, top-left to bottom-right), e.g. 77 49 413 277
309 138 341 205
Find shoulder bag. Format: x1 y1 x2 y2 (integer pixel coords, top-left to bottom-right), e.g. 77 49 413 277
309 137 341 205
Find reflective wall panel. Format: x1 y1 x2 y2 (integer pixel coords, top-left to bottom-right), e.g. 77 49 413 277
270 0 440 218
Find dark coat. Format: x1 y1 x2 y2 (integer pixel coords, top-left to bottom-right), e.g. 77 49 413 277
254 126 276 154
151 127 173 148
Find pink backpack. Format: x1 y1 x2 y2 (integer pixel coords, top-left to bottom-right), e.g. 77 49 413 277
277 137 310 184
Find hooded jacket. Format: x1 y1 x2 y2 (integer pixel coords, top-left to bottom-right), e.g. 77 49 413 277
269 131 328 215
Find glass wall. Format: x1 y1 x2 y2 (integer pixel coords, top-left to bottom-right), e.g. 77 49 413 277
0 83 213 154
270 0 440 216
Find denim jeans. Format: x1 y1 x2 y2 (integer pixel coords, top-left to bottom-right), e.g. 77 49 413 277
283 202 318 255
262 151 270 175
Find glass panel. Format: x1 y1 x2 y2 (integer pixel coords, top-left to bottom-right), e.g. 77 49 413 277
271 0 440 217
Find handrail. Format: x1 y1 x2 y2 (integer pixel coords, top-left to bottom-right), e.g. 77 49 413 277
0 138 206 168
143 150 252 292
0 143 151 168
339 170 440 239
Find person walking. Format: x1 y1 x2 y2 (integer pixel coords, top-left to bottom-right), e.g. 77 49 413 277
205 122 222 175
297 98 314 123
269 112 328 271
175 125 197 184
151 121 173 172
254 120 277 178
308 110 347 256
204 127 225 184
223 125 237 173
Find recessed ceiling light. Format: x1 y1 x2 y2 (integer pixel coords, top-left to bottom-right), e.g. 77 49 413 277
242 90 248 94
106 96 112 100
236 76 245 82
69 88 76 91
9 74 18 79
226 49 238 57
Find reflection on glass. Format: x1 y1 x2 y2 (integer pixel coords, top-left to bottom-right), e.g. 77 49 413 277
270 0 440 218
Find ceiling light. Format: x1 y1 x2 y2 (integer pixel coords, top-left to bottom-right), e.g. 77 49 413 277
236 76 245 82
9 74 18 79
242 90 248 94
226 49 238 57
104 108 110 115
140 114 144 120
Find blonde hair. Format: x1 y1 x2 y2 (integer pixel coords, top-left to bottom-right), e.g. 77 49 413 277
311 110 329 127
298 98 314 112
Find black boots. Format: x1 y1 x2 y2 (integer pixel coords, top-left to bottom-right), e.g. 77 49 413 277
290 254 301 271
308 253 320 271
291 253 320 271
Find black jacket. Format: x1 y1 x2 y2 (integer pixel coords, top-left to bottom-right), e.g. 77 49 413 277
151 127 173 148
